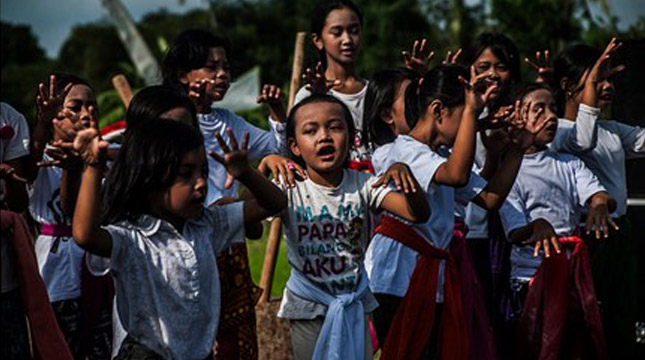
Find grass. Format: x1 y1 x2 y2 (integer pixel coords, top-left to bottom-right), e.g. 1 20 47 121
246 222 291 298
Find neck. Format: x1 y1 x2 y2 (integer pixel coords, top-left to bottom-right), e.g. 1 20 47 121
306 166 344 188
563 100 579 121
525 144 548 154
151 208 186 233
408 121 433 148
325 59 356 84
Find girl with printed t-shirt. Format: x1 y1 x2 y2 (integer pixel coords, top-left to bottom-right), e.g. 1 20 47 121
263 94 429 360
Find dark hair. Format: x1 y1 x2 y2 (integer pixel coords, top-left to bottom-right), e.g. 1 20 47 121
126 85 198 131
513 82 554 105
310 0 363 68
286 94 355 166
553 44 601 116
470 33 521 84
363 68 418 146
101 119 205 224
404 64 469 130
162 29 231 89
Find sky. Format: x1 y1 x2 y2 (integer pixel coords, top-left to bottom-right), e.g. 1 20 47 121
1 0 644 59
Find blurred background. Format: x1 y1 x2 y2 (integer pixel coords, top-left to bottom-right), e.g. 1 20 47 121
2 0 644 319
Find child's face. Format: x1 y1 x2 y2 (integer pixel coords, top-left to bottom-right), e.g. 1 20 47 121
386 79 412 136
313 7 362 65
64 84 97 127
289 102 350 174
523 89 559 145
567 68 614 110
427 102 465 149
182 47 231 102
474 47 509 101
152 149 208 222
160 106 195 127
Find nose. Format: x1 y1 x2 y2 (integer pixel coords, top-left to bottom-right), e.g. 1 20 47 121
78 106 92 125
598 79 612 91
318 128 333 143
341 31 353 45
195 176 207 193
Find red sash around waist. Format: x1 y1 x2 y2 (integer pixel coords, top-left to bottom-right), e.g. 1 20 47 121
514 236 607 360
376 215 469 360
40 223 73 237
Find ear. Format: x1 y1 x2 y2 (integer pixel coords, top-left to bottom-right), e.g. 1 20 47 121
380 108 394 125
312 33 324 51
288 138 301 157
179 72 190 86
429 99 443 124
559 77 571 92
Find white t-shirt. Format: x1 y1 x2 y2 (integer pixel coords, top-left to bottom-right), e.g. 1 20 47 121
365 135 487 299
499 149 606 280
550 104 645 217
277 169 389 319
29 152 85 302
89 202 244 360
199 108 280 206
1 102 30 293
294 83 370 161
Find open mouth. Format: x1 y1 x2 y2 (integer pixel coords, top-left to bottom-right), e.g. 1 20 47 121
317 145 336 161
599 93 612 102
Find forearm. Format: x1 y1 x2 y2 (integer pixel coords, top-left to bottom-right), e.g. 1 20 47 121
237 168 286 215
404 188 430 223
444 106 477 185
479 146 523 210
479 147 501 180
73 165 104 249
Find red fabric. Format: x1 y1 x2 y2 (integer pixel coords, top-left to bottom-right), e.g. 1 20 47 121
450 220 498 360
347 159 374 173
1 210 73 360
376 215 469 360
514 236 607 360
80 253 114 359
40 223 73 237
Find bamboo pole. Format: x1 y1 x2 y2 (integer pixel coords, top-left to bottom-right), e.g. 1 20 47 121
111 74 134 108
258 32 307 304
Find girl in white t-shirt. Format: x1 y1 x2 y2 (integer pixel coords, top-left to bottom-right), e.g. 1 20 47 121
29 73 114 359
551 38 642 359
294 0 371 166
69 118 286 359
363 64 537 359
269 93 429 360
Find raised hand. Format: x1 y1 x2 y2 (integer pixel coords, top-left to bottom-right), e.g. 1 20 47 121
459 66 498 112
402 38 435 75
302 62 341 95
257 84 287 123
508 100 550 150
71 114 108 167
585 192 619 239
523 218 561 258
210 129 251 189
36 74 73 124
373 163 417 194
443 48 462 64
188 78 216 113
258 154 306 188
581 38 624 107
525 50 552 84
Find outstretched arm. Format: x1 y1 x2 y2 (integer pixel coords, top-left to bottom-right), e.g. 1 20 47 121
374 163 430 223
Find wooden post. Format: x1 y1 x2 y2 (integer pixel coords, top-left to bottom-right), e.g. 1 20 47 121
111 74 134 108
258 32 307 304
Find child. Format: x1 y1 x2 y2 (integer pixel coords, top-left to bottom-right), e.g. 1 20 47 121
294 0 372 168
551 38 643 359
69 117 286 359
162 29 291 359
29 73 113 359
271 94 429 360
499 83 616 359
364 64 536 360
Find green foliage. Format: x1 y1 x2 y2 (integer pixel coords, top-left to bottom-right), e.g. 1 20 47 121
0 21 47 68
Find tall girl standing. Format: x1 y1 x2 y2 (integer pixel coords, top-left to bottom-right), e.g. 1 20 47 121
294 0 372 168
